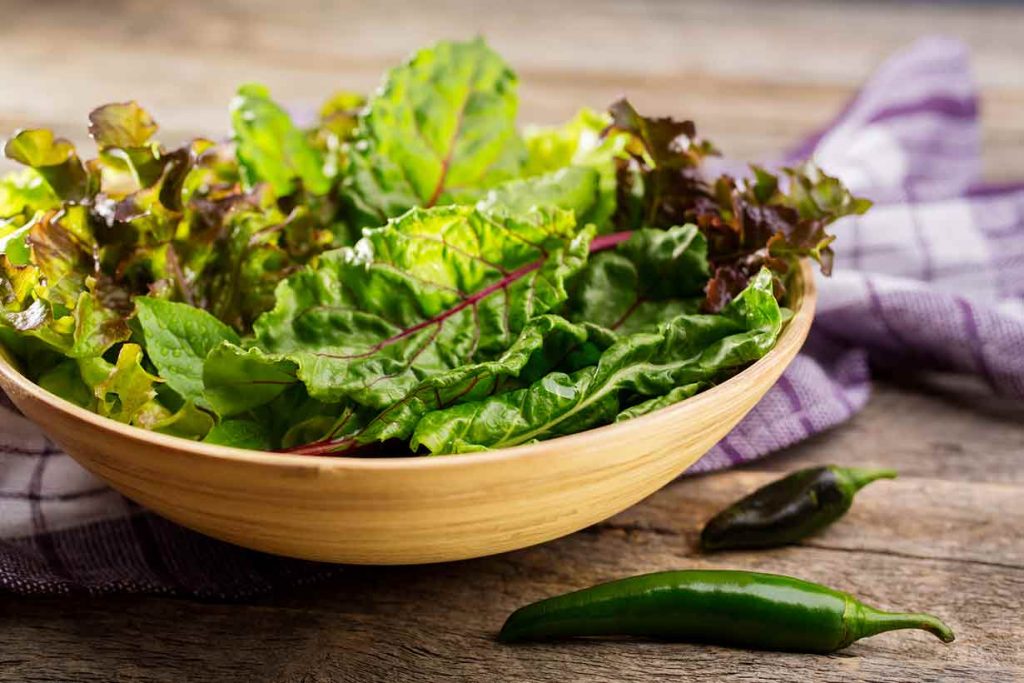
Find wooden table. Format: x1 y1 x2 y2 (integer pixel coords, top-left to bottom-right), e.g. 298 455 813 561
1 1 1022 680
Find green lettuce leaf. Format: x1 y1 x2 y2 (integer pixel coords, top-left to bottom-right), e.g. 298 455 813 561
345 38 526 227
69 291 131 358
0 221 32 269
523 108 630 228
0 169 58 219
204 418 273 450
199 202 337 330
92 343 161 424
37 359 94 408
134 297 240 408
0 97 346 359
88 101 158 149
411 268 781 453
0 207 106 354
68 340 214 439
310 91 365 181
4 129 90 201
28 206 97 312
88 101 167 188
136 400 216 440
231 84 331 196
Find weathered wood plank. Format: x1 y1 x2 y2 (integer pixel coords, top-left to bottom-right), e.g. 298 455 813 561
607 474 1024 569
1 527 1020 682
761 375 1024 485
4 0 1023 88
1 379 1022 682
0 0 1021 177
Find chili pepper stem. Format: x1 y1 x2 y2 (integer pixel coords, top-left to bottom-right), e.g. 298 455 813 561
848 603 956 646
838 466 898 492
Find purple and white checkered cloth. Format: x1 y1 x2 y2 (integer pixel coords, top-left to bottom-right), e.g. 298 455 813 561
2 37 1021 597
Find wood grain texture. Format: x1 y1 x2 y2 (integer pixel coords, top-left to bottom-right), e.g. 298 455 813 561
0 0 1022 680
0 0 1021 178
2 381 1023 682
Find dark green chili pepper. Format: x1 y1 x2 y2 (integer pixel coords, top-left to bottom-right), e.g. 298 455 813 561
700 465 897 551
498 570 954 652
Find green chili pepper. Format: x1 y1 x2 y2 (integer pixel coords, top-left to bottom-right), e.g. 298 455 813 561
700 465 897 551
498 570 954 652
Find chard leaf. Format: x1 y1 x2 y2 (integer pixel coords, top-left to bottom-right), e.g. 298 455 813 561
617 224 710 297
568 225 708 334
477 167 600 224
291 314 591 454
411 269 781 453
204 419 272 450
346 39 525 227
202 344 298 417
614 382 703 422
272 389 368 450
231 84 330 196
254 204 590 408
134 297 240 408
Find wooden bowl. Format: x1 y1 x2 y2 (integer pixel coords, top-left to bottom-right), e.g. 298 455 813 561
0 262 815 564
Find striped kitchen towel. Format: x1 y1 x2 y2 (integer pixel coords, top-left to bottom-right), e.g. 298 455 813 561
2 37 1022 596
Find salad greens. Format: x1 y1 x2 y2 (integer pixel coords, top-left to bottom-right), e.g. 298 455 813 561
0 39 868 456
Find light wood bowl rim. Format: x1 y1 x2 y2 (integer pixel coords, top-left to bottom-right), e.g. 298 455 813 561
0 261 816 472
